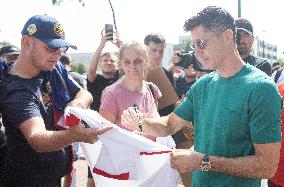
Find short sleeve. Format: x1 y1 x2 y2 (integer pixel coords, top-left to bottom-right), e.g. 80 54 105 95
174 87 194 122
149 82 162 100
248 79 282 144
87 78 95 92
87 74 103 93
3 89 41 129
100 88 118 118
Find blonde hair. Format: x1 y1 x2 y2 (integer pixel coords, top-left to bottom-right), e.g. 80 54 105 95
119 42 149 63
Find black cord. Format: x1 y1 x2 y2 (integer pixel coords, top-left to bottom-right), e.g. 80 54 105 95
108 0 118 32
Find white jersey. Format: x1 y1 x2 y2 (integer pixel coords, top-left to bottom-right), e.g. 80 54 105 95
65 107 179 187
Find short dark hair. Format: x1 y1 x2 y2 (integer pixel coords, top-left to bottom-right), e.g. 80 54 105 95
184 6 236 38
144 33 165 46
60 54 72 65
0 45 20 57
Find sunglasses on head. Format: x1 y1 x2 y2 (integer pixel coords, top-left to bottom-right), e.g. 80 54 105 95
190 39 207 51
46 46 69 54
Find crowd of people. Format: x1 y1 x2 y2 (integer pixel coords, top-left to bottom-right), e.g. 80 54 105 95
0 6 283 187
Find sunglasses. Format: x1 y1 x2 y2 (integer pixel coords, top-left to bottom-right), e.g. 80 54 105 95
190 39 207 50
46 46 69 54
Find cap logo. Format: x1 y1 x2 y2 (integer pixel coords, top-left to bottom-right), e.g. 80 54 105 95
238 19 247 25
53 23 65 37
27 24 37 35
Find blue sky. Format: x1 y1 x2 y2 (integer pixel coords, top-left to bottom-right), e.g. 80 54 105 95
0 0 283 58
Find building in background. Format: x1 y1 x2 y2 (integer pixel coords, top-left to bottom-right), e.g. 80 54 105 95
161 43 174 68
253 36 277 63
174 35 191 52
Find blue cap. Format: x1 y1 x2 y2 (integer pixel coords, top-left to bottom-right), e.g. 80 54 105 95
21 15 77 50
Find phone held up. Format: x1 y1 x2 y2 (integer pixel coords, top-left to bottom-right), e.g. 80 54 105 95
105 24 114 41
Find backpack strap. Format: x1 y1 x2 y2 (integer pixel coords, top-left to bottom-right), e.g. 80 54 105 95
146 82 155 99
274 68 283 83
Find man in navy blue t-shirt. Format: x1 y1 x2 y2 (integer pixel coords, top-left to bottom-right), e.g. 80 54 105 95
0 15 111 187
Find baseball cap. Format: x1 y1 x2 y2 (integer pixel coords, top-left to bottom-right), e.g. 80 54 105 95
21 15 77 50
0 45 20 56
235 18 253 35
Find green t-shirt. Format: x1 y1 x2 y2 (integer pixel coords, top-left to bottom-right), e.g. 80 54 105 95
174 64 282 187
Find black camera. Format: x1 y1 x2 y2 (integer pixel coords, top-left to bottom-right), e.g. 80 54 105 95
175 51 212 72
176 51 195 68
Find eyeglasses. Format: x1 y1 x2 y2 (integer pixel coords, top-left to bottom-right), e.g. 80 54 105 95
46 46 69 54
190 39 207 51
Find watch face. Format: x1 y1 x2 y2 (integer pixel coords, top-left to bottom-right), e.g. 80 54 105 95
201 161 211 172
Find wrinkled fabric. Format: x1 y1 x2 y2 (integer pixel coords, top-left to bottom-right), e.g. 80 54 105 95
65 107 179 187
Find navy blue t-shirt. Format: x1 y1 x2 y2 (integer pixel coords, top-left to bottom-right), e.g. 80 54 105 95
0 63 80 186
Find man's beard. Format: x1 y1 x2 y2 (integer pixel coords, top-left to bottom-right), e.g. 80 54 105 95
103 70 115 75
237 46 249 55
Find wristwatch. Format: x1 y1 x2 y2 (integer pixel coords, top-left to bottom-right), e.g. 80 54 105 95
200 154 211 172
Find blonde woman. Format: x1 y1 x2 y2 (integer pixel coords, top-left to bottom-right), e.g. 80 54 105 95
100 42 175 148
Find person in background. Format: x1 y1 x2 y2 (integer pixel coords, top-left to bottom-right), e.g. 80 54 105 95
0 45 20 64
235 18 272 76
144 33 186 151
61 54 86 89
272 62 281 74
121 6 281 187
87 31 120 112
0 45 20 173
86 29 121 187
144 33 176 116
175 63 197 99
271 62 284 84
0 14 111 187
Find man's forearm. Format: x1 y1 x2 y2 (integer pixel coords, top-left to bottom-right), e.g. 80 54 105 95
208 144 280 179
69 89 93 109
142 113 188 137
87 44 104 81
29 130 75 152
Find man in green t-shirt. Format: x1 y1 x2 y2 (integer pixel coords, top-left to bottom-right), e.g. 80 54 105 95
121 6 282 187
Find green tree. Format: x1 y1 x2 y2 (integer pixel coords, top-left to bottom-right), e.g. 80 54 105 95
184 38 193 52
73 62 86 74
277 58 284 67
0 41 11 48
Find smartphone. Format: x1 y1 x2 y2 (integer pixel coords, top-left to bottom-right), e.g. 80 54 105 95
105 24 113 41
